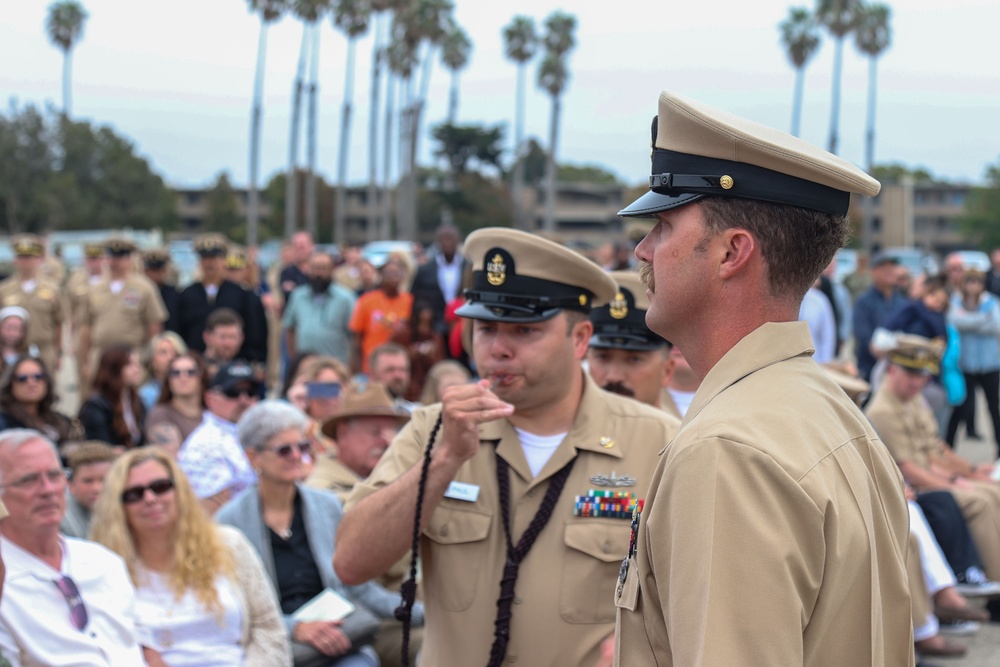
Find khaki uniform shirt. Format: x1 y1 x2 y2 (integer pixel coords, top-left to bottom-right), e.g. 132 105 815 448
83 273 167 351
306 454 362 501
0 276 65 370
658 388 682 420
864 384 941 469
66 269 104 327
348 373 680 667
615 322 913 666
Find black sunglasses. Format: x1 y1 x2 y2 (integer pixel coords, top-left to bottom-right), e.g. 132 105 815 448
168 368 199 378
222 386 257 399
54 575 89 631
121 478 175 504
268 440 312 458
15 372 45 383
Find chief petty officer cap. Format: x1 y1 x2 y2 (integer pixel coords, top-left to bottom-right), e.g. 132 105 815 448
11 234 44 258
887 334 942 375
589 270 669 351
143 248 170 269
84 242 105 259
619 90 881 219
194 233 229 258
104 237 137 256
226 246 247 270
457 227 618 323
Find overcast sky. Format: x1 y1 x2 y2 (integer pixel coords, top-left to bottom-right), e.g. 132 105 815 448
2 0 998 191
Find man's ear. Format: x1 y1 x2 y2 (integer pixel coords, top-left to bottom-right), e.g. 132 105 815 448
717 228 756 280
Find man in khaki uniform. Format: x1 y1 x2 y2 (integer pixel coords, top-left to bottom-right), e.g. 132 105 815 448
66 243 106 391
335 228 680 667
865 336 1000 583
0 235 65 373
78 238 167 380
586 270 680 418
614 91 913 666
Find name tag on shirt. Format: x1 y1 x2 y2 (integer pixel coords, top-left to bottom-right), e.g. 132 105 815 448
444 481 480 503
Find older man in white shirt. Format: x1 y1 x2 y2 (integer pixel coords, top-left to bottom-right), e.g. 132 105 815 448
0 429 144 667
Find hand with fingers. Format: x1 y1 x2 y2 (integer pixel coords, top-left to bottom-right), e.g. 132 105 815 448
294 620 352 657
436 379 514 466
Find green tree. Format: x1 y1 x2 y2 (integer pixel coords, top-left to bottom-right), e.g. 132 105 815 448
815 0 861 155
537 10 576 233
779 7 821 138
204 172 246 242
959 160 1000 251
245 0 287 248
871 163 934 185
45 0 88 117
332 0 372 245
417 169 512 238
431 122 504 176
0 105 55 233
558 164 619 185
854 3 891 172
502 15 538 231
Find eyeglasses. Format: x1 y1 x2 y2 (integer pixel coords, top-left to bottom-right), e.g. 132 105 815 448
266 440 312 459
0 468 66 490
222 387 257 399
168 368 199 378
54 576 89 631
121 478 175 504
14 372 45 384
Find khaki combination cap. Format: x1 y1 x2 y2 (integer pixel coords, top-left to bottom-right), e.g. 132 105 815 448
888 334 942 375
589 270 669 351
620 90 881 218
194 233 229 257
143 249 170 268
320 381 410 439
457 227 618 323
11 234 44 257
105 237 137 256
84 242 105 258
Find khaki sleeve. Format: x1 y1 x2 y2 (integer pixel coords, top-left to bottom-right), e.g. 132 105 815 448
649 438 824 665
865 404 914 464
144 279 168 325
344 405 441 512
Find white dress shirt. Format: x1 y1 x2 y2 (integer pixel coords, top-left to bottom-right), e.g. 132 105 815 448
178 411 256 499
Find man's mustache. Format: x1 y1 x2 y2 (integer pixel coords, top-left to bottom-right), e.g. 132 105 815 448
602 381 634 397
638 262 654 292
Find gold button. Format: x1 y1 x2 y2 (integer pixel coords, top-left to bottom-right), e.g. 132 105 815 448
720 175 734 190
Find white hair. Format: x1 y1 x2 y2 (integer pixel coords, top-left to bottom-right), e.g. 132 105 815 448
236 400 308 452
0 429 60 486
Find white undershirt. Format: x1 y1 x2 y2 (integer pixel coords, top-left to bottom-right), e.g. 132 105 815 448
21 279 36 294
110 280 124 295
667 388 696 418
515 427 566 477
436 255 463 303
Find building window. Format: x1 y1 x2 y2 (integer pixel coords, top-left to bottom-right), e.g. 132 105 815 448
872 217 882 232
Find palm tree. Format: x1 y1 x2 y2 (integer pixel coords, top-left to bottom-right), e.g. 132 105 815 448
854 2 891 172
45 0 88 118
815 0 861 155
440 22 471 123
502 15 538 231
385 24 419 240
245 0 286 248
332 0 372 245
538 11 576 233
779 7 821 138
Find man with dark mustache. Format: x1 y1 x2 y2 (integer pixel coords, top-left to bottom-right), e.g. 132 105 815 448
334 228 679 667
613 91 913 666
586 271 682 419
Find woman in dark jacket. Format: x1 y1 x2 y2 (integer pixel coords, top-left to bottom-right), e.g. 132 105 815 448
0 355 81 454
78 344 146 449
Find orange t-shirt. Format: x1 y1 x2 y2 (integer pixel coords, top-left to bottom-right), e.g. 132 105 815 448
349 290 414 373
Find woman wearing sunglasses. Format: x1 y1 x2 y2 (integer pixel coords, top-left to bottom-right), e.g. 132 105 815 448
138 331 188 412
91 448 291 666
0 355 81 454
78 344 146 450
145 352 208 458
217 400 414 667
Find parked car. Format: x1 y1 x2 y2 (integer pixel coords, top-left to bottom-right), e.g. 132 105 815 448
361 240 417 268
880 247 939 278
949 249 990 272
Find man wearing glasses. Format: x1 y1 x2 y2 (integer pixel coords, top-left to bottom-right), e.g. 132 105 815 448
0 429 144 665
177 360 261 515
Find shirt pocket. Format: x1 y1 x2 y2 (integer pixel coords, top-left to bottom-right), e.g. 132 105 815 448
425 507 493 612
560 521 631 624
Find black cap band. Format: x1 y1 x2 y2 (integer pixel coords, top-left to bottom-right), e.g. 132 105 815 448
649 148 850 216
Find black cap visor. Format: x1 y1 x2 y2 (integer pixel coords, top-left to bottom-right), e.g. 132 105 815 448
589 330 667 351
619 190 704 218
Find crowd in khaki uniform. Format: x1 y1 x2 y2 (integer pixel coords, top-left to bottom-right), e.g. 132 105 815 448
0 235 66 374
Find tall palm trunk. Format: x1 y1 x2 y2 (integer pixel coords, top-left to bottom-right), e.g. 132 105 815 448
511 63 528 230
826 36 845 155
791 67 805 138
285 23 311 237
543 94 560 233
247 18 270 247
335 37 359 245
62 50 73 117
305 22 321 238
861 55 879 251
380 73 396 239
366 15 385 242
397 76 413 240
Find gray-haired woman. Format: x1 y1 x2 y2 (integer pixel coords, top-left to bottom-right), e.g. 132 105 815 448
217 400 422 667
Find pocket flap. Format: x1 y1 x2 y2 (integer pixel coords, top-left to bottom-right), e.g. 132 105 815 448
563 522 629 563
425 508 492 545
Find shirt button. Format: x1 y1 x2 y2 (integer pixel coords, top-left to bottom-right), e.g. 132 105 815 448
439 525 449 537
602 542 614 554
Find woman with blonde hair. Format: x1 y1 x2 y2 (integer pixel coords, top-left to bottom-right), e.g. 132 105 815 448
91 448 291 666
139 330 188 411
299 356 351 459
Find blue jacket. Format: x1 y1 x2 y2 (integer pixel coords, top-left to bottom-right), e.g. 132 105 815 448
949 292 1000 374
852 287 908 380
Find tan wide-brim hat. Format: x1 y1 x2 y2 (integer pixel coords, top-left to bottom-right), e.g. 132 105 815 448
821 364 871 407
320 381 410 439
620 90 880 218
